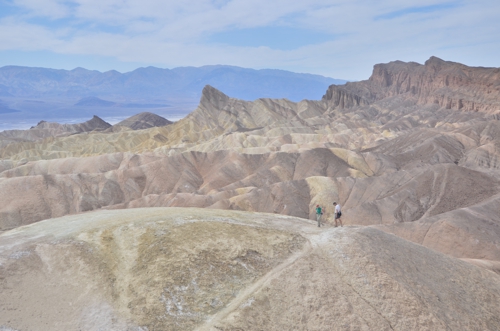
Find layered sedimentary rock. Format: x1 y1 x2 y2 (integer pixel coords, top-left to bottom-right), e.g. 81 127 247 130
0 148 372 230
337 56 500 113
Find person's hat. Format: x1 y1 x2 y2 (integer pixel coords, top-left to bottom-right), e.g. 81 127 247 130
316 205 319 207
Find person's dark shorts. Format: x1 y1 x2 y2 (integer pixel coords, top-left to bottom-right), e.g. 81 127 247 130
335 211 342 219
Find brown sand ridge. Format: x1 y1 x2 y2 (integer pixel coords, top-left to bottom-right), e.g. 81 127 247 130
1 57 500 329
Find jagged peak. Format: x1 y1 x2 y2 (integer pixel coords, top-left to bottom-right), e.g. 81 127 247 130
202 85 229 98
114 112 172 130
200 85 230 108
85 115 111 128
89 115 106 122
425 56 446 66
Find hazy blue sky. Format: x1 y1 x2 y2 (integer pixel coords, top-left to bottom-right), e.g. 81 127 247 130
0 0 498 80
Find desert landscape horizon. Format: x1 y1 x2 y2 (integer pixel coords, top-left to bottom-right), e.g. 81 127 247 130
0 64 345 133
1 55 500 330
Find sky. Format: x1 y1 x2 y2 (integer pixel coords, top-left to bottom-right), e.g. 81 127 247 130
0 0 498 80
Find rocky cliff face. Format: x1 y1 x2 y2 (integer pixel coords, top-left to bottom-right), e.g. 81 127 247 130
322 85 370 109
354 56 500 112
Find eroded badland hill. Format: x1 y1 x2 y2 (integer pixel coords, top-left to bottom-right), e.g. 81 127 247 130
1 57 500 330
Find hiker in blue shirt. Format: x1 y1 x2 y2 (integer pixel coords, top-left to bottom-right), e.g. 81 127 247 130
316 204 323 227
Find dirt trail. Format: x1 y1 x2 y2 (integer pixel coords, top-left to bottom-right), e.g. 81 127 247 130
195 224 337 331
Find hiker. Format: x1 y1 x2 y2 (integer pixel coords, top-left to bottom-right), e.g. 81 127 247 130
316 204 323 227
333 202 342 227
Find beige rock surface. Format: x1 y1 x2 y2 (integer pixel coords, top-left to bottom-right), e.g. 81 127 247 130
1 208 499 331
372 191 500 262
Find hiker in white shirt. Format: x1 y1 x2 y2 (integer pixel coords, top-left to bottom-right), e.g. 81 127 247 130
333 202 342 227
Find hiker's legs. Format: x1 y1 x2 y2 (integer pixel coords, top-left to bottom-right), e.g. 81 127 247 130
316 213 321 227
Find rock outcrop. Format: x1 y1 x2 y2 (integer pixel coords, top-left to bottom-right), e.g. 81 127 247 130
345 56 500 113
322 85 370 109
0 115 111 148
114 112 172 130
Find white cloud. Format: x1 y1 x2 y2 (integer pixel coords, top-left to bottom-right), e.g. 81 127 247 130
0 0 499 79
13 0 70 18
0 18 65 50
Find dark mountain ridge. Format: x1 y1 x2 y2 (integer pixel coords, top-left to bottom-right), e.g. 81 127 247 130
0 65 344 102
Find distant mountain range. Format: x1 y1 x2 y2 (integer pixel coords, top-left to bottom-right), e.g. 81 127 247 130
0 65 345 130
74 96 170 108
0 65 344 102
